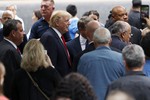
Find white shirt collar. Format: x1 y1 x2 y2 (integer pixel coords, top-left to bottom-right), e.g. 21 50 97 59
79 35 87 50
52 27 62 40
4 38 17 49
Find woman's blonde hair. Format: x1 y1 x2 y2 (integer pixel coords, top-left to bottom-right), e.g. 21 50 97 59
21 39 51 72
0 62 5 93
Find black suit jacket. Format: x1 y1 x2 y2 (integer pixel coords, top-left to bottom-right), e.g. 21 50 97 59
67 36 82 62
0 28 3 42
130 26 142 45
40 27 72 77
106 71 150 100
11 67 61 100
0 39 21 98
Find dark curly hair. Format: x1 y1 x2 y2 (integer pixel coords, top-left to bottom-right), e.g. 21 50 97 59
52 73 97 100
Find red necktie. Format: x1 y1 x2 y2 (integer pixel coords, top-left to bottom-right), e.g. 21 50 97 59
17 47 21 55
61 35 72 66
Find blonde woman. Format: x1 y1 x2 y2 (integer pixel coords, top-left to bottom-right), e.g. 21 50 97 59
11 39 61 100
0 62 9 100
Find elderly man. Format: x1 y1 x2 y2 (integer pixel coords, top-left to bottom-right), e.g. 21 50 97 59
109 21 131 51
0 19 24 98
40 10 72 77
105 6 142 45
0 10 14 42
6 4 25 31
105 44 150 100
77 27 125 100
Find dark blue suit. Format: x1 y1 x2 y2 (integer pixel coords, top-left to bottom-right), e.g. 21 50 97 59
0 39 21 98
111 35 127 51
67 36 82 62
40 27 72 77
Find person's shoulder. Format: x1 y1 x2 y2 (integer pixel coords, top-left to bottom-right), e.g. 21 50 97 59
31 18 44 27
67 36 79 44
41 27 54 38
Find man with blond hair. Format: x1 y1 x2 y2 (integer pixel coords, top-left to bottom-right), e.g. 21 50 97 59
40 10 72 77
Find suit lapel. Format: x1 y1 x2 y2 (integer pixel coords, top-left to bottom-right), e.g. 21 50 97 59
50 28 70 63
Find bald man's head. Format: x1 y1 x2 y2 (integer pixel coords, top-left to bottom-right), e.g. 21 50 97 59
86 20 100 41
111 6 128 22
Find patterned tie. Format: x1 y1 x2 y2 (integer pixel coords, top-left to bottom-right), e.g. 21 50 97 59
61 35 72 66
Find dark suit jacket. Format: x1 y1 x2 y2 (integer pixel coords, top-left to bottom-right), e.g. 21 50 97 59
67 36 82 62
130 26 142 45
11 67 61 100
111 35 127 51
106 71 150 100
40 27 72 77
0 28 3 42
0 39 21 98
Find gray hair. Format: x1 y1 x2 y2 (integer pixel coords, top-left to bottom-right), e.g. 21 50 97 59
6 4 17 10
2 10 14 18
93 27 111 44
122 44 145 69
110 21 130 36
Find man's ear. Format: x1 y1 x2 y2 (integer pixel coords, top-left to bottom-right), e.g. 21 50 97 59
123 60 129 71
10 30 16 37
108 38 112 44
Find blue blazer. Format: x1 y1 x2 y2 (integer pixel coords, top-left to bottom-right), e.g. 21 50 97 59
40 27 72 77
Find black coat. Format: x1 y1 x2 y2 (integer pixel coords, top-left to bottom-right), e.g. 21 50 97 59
11 67 61 100
0 39 21 98
40 27 72 77
106 71 150 100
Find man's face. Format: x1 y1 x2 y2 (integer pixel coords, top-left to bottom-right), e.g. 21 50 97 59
112 7 128 22
122 26 131 43
40 0 54 19
6 6 16 15
57 16 70 34
2 13 13 24
14 22 25 45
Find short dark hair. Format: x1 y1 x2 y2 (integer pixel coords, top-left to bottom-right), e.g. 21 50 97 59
77 16 93 31
34 9 42 20
52 73 97 100
132 0 141 7
3 19 21 37
66 4 77 17
88 10 100 19
140 32 150 58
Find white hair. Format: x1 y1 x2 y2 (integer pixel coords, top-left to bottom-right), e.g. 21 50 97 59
93 27 111 44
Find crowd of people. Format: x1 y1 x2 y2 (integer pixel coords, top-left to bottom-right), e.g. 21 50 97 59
0 0 150 100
